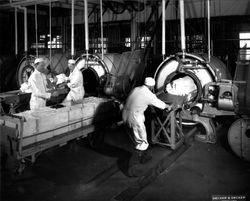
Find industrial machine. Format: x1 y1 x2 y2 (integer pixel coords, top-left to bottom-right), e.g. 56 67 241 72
0 46 146 173
75 50 145 99
149 0 250 161
0 0 148 173
226 60 250 161
1 0 249 177
150 51 250 161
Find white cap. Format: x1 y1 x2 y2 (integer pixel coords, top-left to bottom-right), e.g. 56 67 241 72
34 57 44 65
144 77 156 87
75 59 86 70
68 59 76 65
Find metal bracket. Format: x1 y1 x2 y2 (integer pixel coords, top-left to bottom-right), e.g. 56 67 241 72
151 107 184 150
192 113 216 143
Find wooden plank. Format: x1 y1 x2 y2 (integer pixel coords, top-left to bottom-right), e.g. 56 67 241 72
20 125 96 159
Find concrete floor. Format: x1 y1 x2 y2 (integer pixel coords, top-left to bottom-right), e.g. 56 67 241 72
1 123 250 201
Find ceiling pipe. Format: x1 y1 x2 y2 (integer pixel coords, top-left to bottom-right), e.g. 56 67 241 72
35 3 38 57
14 7 18 56
17 6 28 54
12 4 27 56
49 0 52 63
24 7 28 54
179 0 186 58
162 0 166 60
84 0 89 57
207 0 211 63
100 0 104 60
71 0 75 58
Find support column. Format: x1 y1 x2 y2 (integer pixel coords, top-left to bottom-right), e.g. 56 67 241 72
131 11 137 51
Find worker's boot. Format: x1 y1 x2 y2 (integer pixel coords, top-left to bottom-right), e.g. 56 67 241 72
128 151 140 177
128 150 141 168
138 150 152 164
128 149 153 167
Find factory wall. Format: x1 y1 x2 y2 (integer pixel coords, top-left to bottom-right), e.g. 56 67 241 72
71 0 250 24
0 2 249 92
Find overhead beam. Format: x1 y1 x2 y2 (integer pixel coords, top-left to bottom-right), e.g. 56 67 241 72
52 2 85 10
1 0 104 11
9 0 60 7
0 0 58 10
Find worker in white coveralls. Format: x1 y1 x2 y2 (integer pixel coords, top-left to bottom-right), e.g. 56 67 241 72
122 77 172 168
28 57 59 110
63 59 85 103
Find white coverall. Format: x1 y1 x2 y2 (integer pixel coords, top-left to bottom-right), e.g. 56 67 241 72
64 67 85 103
122 85 166 151
28 69 51 110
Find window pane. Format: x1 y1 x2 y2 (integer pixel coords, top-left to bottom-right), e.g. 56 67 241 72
239 32 250 60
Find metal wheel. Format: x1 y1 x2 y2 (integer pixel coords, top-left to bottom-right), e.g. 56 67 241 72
228 118 250 161
16 56 35 87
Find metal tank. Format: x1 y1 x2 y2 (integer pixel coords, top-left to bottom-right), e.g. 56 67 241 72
76 50 145 99
227 60 250 161
154 52 232 109
234 61 250 115
16 53 69 87
76 53 119 96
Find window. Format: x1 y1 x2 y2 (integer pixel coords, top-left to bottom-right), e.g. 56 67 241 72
31 34 62 49
31 35 46 49
47 35 62 49
90 37 108 53
186 34 206 53
125 37 131 47
239 32 250 60
140 36 151 48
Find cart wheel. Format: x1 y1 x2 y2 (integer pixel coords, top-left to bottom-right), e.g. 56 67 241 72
3 155 24 178
87 131 104 149
15 162 25 175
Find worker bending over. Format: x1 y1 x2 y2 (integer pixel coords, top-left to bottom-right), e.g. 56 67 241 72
63 59 85 104
122 77 172 167
28 57 58 110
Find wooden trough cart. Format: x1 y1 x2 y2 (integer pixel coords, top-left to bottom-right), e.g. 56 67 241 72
0 96 120 172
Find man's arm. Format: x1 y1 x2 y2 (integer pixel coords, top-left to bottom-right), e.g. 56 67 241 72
149 91 171 110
